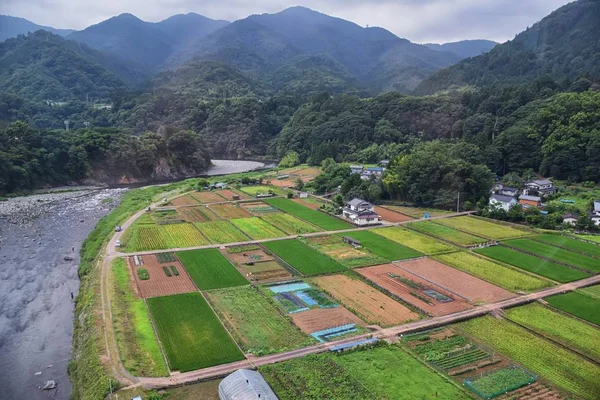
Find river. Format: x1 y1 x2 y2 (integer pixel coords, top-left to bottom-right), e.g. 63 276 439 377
0 160 265 400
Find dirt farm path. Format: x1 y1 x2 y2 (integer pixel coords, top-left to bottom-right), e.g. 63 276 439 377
100 195 600 391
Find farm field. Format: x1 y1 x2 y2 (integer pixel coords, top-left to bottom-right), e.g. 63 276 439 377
122 225 167 252
263 239 346 275
465 367 536 399
264 198 352 230
475 246 590 282
436 216 531 240
396 258 514 303
374 206 413 222
217 189 250 201
239 186 288 197
147 293 245 372
311 275 419 326
178 206 218 223
340 230 423 261
581 284 600 300
575 234 600 244
159 223 210 248
240 261 292 282
111 259 168 376
292 197 322 210
170 194 199 206
458 316 600 399
194 220 249 244
176 249 248 290
150 209 184 224
209 203 252 219
240 201 279 215
503 238 600 272
435 252 552 292
191 191 227 204
544 291 600 326
230 217 286 239
306 235 386 268
266 281 337 314
261 345 471 400
205 287 313 355
290 307 364 334
533 234 600 257
385 206 454 218
374 227 455 254
260 213 321 235
407 221 487 246
506 303 600 362
128 254 197 298
357 264 473 316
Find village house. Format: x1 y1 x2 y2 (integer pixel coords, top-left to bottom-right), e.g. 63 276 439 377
350 165 364 174
498 187 519 197
562 213 579 226
589 200 600 226
518 194 542 208
361 166 384 180
525 179 557 196
342 198 380 226
489 194 518 212
379 160 390 167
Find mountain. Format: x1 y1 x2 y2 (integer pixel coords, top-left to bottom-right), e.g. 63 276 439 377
0 15 75 42
416 0 600 95
173 6 461 92
68 13 229 71
425 40 498 59
0 31 130 101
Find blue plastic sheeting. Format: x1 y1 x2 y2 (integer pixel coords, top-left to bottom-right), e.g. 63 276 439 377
288 307 310 314
269 282 311 293
294 291 318 306
329 338 378 352
311 323 356 343
325 329 357 340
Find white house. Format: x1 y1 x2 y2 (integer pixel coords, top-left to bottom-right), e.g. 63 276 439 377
589 200 600 226
489 194 518 212
342 198 380 226
525 179 557 196
563 213 579 226
361 167 384 180
350 165 364 174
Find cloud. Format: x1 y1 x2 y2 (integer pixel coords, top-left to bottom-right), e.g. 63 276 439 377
0 0 572 43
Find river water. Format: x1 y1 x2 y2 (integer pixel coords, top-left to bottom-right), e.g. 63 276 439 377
0 160 265 400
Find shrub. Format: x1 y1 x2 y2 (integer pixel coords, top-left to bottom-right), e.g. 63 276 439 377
137 268 150 280
162 266 172 277
170 265 179 276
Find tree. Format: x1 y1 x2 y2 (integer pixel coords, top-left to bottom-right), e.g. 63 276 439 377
279 151 300 168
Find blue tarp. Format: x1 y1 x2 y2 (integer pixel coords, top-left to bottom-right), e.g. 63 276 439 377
269 282 311 293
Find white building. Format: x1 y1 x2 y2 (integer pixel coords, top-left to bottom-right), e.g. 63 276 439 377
342 198 380 226
563 213 579 226
489 194 518 212
525 179 557 196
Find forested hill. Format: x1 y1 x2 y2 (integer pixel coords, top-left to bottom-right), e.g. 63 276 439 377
425 40 498 59
0 31 140 101
415 0 600 95
175 7 460 93
0 15 74 42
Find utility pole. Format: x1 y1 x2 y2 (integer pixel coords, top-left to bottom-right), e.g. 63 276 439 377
457 191 460 213
84 121 90 129
64 120 70 132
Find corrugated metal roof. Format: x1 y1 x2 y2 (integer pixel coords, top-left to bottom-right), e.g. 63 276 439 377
519 195 541 202
491 194 516 203
219 369 278 400
594 201 600 212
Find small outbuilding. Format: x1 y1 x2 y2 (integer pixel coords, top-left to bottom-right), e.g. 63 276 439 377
219 369 278 400
519 194 542 208
563 213 579 226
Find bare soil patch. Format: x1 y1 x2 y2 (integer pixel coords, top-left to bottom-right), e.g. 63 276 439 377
226 249 275 265
291 307 364 334
128 255 197 298
217 189 250 201
271 180 295 188
293 167 321 177
178 206 218 223
241 261 293 283
191 191 227 204
209 203 252 219
292 198 321 210
356 264 473 316
395 258 515 303
375 206 414 223
312 275 419 326
170 195 200 206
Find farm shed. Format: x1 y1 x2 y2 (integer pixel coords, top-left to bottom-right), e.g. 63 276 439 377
219 369 279 400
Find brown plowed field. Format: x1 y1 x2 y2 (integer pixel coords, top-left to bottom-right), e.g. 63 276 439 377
293 167 321 177
178 206 218 222
291 307 364 334
241 261 293 283
226 249 275 265
191 191 227 204
209 203 252 219
312 275 419 326
217 189 250 201
128 255 197 298
357 264 473 316
170 194 199 206
292 198 321 210
395 258 515 303
375 206 414 223
271 180 295 188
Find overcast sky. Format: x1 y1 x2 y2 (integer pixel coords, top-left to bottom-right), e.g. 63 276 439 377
1 0 573 43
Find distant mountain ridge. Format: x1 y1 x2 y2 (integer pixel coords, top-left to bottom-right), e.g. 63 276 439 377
416 0 600 94
0 15 75 42
425 40 498 59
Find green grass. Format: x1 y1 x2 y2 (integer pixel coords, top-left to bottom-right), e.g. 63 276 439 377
408 221 487 246
506 304 600 362
306 235 387 268
205 287 314 355
581 284 600 300
263 239 346 275
575 234 600 244
147 293 245 372
194 220 249 244
534 234 600 257
261 345 470 400
338 230 423 261
504 238 600 272
111 259 167 376
261 213 321 235
239 185 289 196
436 216 531 240
176 249 248 290
545 291 600 326
459 316 600 399
474 246 589 282
435 252 552 292
264 198 353 230
230 217 286 239
374 227 455 254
